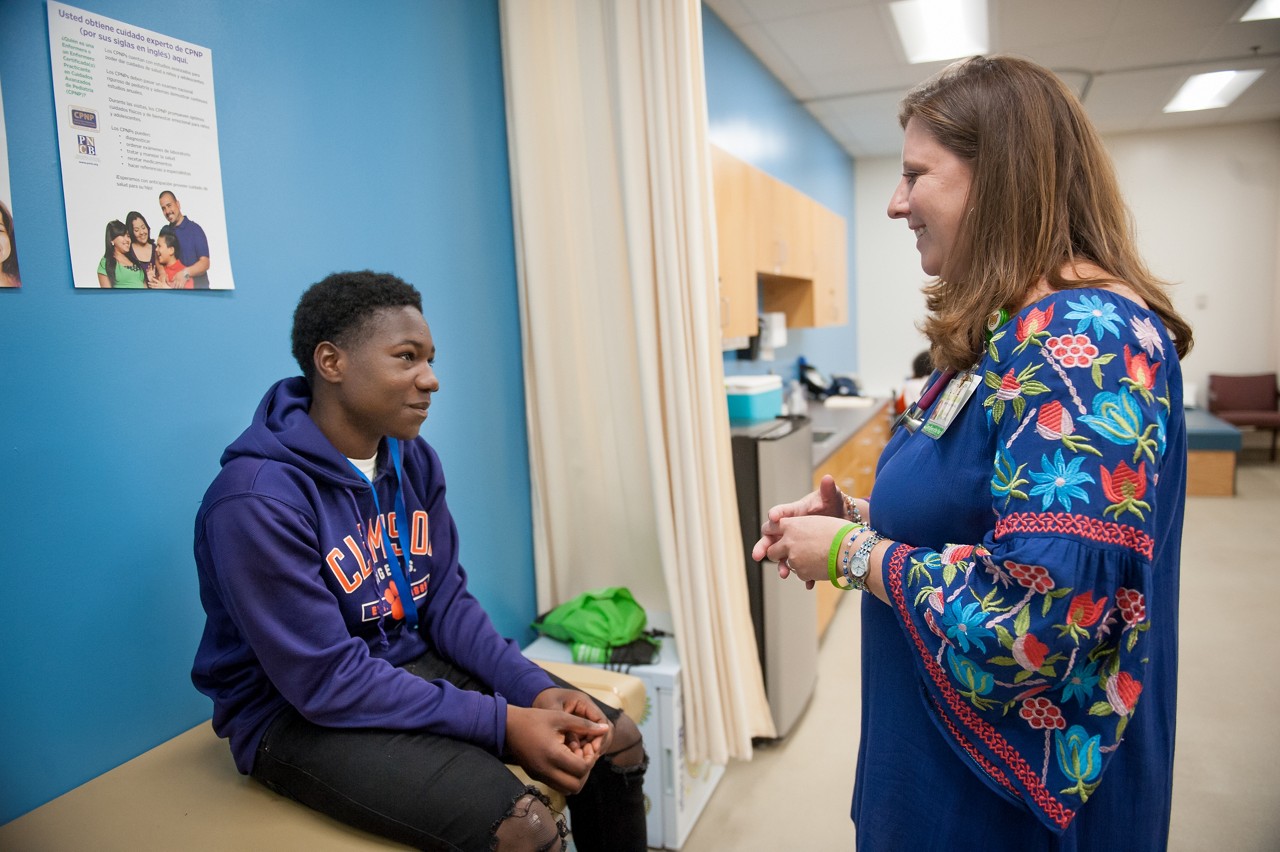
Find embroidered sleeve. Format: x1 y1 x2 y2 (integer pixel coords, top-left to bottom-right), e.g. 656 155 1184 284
881 292 1172 833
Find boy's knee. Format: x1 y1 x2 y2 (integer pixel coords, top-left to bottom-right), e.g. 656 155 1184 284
491 792 566 852
605 714 645 768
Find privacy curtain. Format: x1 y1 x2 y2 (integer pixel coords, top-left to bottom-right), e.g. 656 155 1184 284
500 0 776 760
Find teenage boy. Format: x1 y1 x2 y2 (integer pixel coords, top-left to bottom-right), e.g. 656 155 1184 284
191 271 646 851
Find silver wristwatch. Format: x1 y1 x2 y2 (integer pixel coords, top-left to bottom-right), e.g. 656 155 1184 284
849 532 882 592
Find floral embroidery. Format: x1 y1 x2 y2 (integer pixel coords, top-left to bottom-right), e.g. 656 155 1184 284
1035 400 1100 455
1028 449 1095 511
942 599 998 653
1121 345 1160 403
1060 659 1101 706
1079 387 1161 464
991 446 1031 507
1013 304 1055 354
1064 294 1123 339
1020 696 1067 730
1130 316 1164 357
1100 460 1150 520
1044 333 1098 368
1056 726 1103 801
889 290 1171 829
983 363 1050 423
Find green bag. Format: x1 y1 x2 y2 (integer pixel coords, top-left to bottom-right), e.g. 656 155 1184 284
532 586 659 665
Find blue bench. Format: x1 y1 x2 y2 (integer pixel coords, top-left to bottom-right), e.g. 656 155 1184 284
1185 408 1242 495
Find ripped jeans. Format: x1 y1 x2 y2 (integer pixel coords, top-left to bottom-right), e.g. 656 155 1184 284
251 649 647 852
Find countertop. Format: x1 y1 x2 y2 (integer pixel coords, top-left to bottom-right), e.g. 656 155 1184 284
806 397 892 469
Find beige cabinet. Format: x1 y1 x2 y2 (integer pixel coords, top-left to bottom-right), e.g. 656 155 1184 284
710 145 848 338
751 170 814 280
812 401 892 638
711 147 761 339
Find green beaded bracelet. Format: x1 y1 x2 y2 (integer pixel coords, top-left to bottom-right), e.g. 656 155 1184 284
828 523 858 587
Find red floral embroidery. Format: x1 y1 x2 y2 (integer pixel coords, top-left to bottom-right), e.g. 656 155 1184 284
1006 561 1054 594
1100 460 1146 503
1123 345 1159 391
1065 593 1107 628
1106 671 1142 716
1013 633 1049 671
1116 588 1146 625
996 368 1022 401
1019 696 1066 730
1017 305 1055 345
1045 333 1098 368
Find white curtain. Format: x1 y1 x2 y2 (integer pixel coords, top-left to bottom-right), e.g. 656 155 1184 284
500 0 776 760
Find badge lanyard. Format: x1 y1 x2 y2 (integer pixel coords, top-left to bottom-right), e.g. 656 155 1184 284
893 310 1006 439
347 438 418 629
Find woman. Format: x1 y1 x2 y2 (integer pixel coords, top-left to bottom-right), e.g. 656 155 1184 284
124 210 157 280
755 56 1190 849
97 220 146 288
0 200 20 288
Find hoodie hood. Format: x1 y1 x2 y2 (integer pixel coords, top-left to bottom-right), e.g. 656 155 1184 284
221 377 369 490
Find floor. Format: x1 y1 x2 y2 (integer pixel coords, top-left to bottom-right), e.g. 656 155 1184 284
681 437 1280 852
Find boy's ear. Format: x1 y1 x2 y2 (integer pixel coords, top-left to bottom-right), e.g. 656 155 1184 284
313 341 344 385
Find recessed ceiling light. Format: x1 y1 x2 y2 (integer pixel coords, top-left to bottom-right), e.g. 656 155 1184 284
1241 0 1280 22
1163 70 1265 112
889 0 989 65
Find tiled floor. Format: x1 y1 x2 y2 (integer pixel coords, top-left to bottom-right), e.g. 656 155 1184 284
682 441 1280 851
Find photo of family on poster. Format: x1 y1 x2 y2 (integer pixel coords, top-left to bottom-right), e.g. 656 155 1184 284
0 198 18 289
95 189 212 289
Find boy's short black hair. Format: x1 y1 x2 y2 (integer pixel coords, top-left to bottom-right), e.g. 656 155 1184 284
291 271 424 384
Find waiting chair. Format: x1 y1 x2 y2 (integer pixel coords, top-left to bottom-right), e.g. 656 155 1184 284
1208 373 1280 461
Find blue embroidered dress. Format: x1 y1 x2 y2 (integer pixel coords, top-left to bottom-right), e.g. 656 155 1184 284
854 290 1184 849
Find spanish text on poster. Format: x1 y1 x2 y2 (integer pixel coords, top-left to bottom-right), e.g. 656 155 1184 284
47 1 235 290
0 76 20 289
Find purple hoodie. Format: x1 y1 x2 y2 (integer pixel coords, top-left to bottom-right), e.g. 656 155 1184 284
191 377 554 773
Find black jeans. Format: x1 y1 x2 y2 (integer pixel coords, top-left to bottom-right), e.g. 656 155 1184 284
251 649 646 851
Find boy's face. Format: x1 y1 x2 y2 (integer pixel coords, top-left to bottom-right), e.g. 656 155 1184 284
331 306 439 452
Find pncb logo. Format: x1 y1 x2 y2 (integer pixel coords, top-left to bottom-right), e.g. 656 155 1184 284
77 135 97 157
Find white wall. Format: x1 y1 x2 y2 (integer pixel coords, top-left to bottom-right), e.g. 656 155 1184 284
855 120 1280 406
854 156 930 398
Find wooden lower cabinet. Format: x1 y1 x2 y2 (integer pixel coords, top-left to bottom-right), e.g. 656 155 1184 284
813 402 892 638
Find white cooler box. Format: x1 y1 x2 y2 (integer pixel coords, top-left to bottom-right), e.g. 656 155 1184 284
524 628 723 850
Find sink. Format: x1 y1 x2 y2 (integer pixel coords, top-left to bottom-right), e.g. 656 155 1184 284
812 430 835 443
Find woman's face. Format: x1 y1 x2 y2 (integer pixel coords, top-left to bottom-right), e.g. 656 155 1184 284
131 218 150 244
887 118 974 277
0 219 10 264
112 233 132 255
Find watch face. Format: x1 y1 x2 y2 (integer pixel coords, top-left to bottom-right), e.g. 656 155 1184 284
851 560 869 578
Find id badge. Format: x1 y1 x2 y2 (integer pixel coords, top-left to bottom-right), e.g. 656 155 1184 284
921 371 980 439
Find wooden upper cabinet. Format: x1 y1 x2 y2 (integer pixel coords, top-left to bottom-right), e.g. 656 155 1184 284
710 145 848 337
711 147 761 339
752 172 814 280
811 203 848 327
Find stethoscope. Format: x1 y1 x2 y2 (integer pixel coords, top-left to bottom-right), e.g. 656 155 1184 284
893 310 1008 435
891 368 956 434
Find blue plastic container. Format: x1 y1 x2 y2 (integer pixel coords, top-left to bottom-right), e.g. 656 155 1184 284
726 375 783 421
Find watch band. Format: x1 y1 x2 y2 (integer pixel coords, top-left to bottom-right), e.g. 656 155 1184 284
848 531 883 592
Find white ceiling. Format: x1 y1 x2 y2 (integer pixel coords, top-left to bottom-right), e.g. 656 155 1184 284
704 0 1280 159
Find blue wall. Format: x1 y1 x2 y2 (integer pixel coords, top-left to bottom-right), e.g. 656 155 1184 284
0 0 531 822
0 0 856 823
702 8 858 383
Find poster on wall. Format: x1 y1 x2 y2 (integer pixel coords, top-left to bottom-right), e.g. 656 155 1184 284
47 2 235 290
0 76 20 289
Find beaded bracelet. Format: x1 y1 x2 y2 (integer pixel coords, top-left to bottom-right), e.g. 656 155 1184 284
841 490 864 526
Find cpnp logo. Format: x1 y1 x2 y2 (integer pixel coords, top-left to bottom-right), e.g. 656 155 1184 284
71 107 98 130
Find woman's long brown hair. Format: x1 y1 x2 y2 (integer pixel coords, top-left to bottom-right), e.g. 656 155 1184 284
899 55 1193 370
